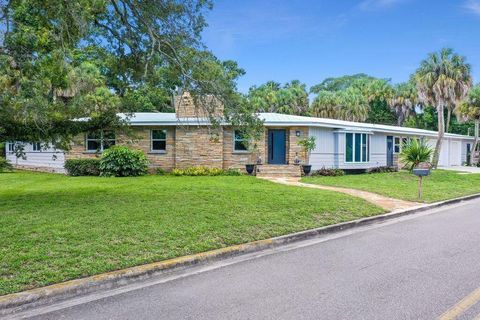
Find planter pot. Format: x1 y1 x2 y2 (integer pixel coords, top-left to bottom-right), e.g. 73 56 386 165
302 165 312 175
245 164 255 175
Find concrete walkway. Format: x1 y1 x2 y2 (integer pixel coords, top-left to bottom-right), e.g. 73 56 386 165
438 166 480 174
261 177 422 211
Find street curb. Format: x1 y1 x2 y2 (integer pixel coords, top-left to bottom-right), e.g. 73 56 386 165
2 193 480 315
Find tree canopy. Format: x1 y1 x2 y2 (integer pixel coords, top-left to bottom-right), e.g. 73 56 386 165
414 48 472 167
310 74 396 124
0 0 257 149
247 80 309 115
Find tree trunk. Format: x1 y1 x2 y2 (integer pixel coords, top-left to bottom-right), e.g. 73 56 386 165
432 103 445 169
474 119 479 165
446 108 452 133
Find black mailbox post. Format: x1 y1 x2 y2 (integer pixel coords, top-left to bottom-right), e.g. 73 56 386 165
413 163 431 199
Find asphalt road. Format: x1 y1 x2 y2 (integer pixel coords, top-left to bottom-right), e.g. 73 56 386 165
18 198 480 320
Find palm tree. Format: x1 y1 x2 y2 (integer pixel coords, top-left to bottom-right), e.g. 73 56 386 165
458 85 480 164
414 48 472 168
310 88 369 122
389 82 418 127
337 87 369 122
310 90 340 119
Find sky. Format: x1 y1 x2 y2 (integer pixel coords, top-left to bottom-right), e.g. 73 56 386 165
202 0 480 93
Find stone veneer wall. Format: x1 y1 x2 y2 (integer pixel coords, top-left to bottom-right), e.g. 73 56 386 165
66 134 99 160
119 127 175 171
174 126 224 169
66 125 307 171
287 127 309 164
66 127 176 171
222 127 267 169
175 92 224 119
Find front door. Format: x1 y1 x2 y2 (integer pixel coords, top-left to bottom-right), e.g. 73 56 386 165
268 129 287 164
386 136 394 166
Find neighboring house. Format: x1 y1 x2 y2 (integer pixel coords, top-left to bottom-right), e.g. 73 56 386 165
5 93 474 176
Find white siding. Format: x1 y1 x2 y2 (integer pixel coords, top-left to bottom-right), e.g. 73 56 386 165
429 138 464 167
5 142 65 173
308 127 336 169
462 141 471 165
449 141 462 166
337 133 387 169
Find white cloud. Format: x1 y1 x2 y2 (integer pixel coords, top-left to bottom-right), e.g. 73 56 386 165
464 0 480 16
358 0 407 11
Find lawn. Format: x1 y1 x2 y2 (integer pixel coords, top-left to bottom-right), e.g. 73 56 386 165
303 169 480 203
0 171 383 296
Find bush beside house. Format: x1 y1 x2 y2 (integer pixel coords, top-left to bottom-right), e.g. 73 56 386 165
0 158 13 173
65 146 149 177
99 146 149 177
65 159 101 176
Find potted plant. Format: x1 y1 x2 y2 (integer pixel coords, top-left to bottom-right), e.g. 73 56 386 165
245 142 261 175
297 136 316 175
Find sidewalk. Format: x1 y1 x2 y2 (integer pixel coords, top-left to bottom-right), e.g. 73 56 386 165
260 177 422 211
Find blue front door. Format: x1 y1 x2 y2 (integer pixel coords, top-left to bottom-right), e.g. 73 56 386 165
268 129 287 164
386 136 394 166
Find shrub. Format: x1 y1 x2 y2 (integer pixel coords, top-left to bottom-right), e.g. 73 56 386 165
0 158 13 172
171 167 242 176
64 159 101 176
400 139 433 171
100 146 149 177
311 167 345 177
156 168 167 175
368 166 398 174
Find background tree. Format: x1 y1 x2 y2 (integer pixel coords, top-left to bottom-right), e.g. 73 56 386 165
0 0 257 150
248 80 309 115
310 73 375 93
310 87 369 122
310 75 395 124
389 81 418 126
414 48 472 168
458 85 480 161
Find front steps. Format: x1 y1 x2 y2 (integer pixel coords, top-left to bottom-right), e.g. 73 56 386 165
255 164 302 178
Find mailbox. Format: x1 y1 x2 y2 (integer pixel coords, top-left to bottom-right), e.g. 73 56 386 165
413 168 430 177
413 162 431 199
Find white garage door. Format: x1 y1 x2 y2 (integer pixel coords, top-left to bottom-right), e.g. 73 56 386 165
449 141 461 166
438 140 449 167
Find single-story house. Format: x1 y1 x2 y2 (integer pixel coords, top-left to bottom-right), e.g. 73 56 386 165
5 93 475 176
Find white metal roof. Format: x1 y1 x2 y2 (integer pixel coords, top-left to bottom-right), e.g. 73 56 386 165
121 112 473 140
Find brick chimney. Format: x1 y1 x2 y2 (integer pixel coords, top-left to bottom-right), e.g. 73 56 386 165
174 92 224 119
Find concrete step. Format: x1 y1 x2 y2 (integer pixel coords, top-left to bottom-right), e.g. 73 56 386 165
255 165 302 178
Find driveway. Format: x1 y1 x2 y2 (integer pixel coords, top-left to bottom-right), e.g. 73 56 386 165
17 198 480 320
438 166 480 174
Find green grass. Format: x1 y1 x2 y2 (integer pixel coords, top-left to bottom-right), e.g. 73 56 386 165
303 169 480 203
0 171 384 295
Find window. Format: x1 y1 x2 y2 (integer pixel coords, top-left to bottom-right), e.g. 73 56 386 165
234 130 248 151
394 137 401 153
86 130 115 152
151 130 167 152
32 142 41 151
8 142 14 152
346 133 369 163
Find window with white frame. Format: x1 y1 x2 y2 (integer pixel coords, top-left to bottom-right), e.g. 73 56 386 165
394 137 401 153
151 130 167 151
395 137 416 153
345 133 370 163
8 142 14 152
86 130 115 152
32 142 41 151
233 130 248 151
